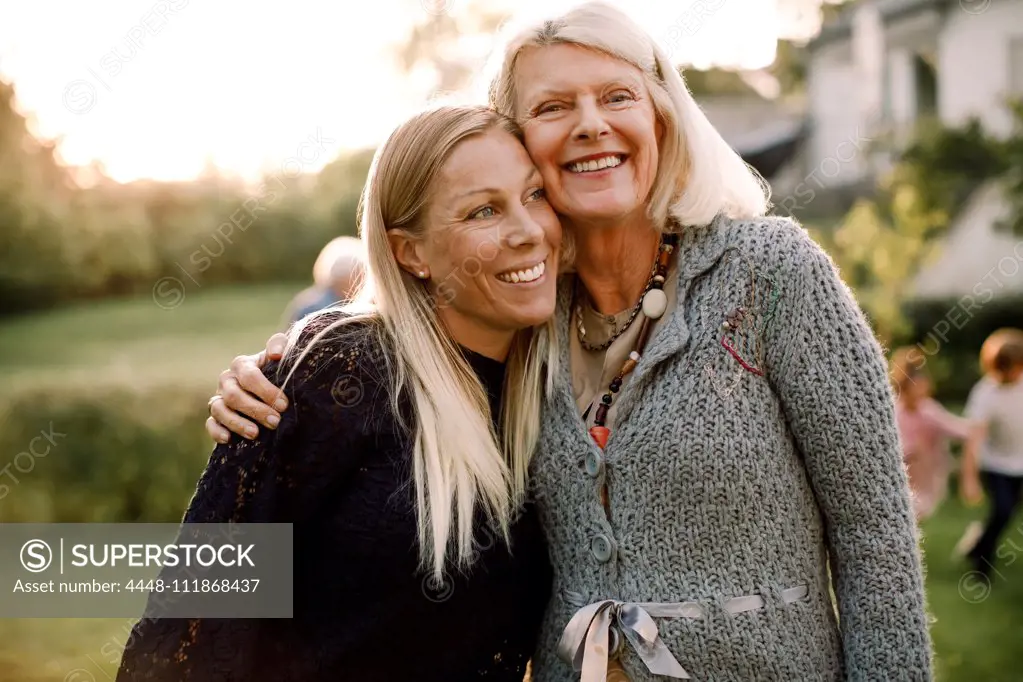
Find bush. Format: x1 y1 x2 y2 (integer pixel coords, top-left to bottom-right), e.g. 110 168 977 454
0 384 215 524
0 78 373 317
900 294 1023 403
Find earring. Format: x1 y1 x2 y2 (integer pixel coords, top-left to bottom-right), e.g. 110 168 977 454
418 271 427 279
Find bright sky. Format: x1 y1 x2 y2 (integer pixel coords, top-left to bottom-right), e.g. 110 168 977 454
0 0 829 184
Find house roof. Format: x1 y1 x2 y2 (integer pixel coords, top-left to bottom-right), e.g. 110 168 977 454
698 95 808 179
811 0 948 49
911 180 1022 300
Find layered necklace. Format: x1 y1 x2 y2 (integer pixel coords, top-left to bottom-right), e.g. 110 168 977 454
574 232 678 451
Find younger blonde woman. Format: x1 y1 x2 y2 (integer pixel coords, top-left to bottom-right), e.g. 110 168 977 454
116 105 561 682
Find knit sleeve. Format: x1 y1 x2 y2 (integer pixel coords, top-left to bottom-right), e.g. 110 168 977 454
116 313 382 682
762 223 933 681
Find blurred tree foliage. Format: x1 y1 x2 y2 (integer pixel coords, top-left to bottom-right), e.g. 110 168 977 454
398 1 815 102
0 79 372 317
813 99 1023 345
397 1 510 98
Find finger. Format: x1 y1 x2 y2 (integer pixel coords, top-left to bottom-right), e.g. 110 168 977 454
228 353 287 413
266 333 288 361
210 394 262 440
206 416 232 445
236 359 289 414
220 376 282 429
218 367 237 394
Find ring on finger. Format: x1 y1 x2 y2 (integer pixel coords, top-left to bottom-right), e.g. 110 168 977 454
207 395 225 414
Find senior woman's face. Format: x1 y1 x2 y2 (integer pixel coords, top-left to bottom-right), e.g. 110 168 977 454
419 128 561 334
514 43 661 223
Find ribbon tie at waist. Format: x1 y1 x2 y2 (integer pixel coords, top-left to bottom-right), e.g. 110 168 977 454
558 585 808 682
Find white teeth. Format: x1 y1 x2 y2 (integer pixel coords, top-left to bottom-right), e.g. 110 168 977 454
568 155 622 173
498 261 546 284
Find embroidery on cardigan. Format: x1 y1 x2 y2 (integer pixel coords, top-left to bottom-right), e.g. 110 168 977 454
705 249 782 389
704 360 745 397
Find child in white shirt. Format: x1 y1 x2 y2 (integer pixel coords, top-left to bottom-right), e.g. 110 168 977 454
961 329 1023 577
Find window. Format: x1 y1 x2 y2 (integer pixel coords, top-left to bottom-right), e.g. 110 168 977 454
913 52 938 117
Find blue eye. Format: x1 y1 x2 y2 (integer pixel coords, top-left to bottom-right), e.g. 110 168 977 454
606 90 636 107
469 206 496 220
528 187 546 202
536 102 565 116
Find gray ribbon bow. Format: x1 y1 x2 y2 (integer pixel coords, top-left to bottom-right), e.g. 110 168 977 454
558 599 693 681
558 586 809 681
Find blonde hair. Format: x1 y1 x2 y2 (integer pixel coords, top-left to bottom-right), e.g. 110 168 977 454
312 236 365 289
486 0 770 229
283 105 558 578
890 346 927 397
980 328 1023 380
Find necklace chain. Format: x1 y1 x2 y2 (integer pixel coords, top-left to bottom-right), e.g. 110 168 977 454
582 232 678 522
574 238 667 352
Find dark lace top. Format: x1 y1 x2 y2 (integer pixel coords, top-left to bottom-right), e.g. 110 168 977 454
115 313 553 681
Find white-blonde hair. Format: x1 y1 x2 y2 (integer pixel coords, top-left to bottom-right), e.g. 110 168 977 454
283 105 558 578
487 0 770 228
312 236 365 289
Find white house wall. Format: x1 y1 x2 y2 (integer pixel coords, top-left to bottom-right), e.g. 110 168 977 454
887 48 917 126
805 4 945 188
939 0 1023 137
807 41 872 185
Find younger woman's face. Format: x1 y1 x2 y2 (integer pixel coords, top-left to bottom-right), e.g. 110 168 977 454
414 128 562 340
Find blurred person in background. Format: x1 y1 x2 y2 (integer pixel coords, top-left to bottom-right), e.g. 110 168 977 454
960 328 1023 579
281 235 366 327
890 347 973 522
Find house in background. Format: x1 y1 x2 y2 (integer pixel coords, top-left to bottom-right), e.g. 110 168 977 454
699 94 808 181
807 0 1023 186
912 180 1023 300
802 0 1023 300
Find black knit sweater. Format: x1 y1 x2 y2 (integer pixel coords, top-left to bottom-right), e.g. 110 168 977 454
116 313 553 681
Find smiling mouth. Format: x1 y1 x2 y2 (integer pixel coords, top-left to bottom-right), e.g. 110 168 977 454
565 154 626 174
496 260 546 284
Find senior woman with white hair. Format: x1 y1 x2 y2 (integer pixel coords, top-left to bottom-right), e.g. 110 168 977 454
205 2 932 680
282 235 367 326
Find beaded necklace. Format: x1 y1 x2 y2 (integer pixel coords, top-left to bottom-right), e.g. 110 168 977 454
575 281 648 352
575 232 678 451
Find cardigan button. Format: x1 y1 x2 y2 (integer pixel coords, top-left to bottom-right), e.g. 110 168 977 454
590 534 613 563
584 451 603 478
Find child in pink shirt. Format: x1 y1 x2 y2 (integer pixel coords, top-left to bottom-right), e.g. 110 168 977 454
891 347 973 521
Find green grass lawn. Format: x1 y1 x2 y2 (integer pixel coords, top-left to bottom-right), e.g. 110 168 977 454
0 286 1020 680
921 499 1023 681
0 284 299 680
0 283 298 395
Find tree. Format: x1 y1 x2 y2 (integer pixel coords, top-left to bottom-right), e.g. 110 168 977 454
816 99 1023 345
0 79 75 312
396 2 510 99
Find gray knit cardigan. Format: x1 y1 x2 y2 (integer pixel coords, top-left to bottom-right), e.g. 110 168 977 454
527 215 932 681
